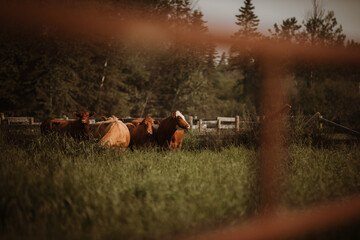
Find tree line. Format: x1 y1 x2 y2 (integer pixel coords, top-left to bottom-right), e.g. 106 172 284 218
0 0 359 128
227 0 360 128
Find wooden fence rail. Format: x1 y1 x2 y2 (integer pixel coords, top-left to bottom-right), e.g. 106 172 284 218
304 112 360 138
189 116 259 133
0 105 290 132
319 116 360 138
0 112 259 133
2 110 359 138
0 115 35 125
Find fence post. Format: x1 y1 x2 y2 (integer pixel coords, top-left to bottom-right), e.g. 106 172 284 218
199 119 202 133
29 117 34 125
217 119 221 134
0 113 4 125
235 115 240 132
189 116 194 130
318 114 323 130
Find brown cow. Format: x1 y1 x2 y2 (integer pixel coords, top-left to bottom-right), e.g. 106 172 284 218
156 111 190 150
94 116 130 150
41 111 95 140
126 115 159 150
170 130 185 150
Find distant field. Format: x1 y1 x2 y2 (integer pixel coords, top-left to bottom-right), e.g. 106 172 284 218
0 129 359 239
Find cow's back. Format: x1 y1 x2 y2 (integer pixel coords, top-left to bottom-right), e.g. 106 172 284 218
51 119 85 138
95 120 130 150
94 121 115 138
41 119 75 135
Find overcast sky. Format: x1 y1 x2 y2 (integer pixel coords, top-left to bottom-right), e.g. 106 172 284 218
196 0 360 42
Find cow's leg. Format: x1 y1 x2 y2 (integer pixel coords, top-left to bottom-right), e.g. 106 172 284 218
169 134 177 150
168 138 176 150
178 140 183 150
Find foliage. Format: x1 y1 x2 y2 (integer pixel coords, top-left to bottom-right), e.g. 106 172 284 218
267 0 359 129
0 0 216 120
0 0 359 129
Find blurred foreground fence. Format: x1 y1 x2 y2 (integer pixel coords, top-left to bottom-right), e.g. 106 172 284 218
1 1 360 240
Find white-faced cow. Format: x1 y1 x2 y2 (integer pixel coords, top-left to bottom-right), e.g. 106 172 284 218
156 111 190 150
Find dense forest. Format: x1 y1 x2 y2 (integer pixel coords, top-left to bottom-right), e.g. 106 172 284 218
0 0 359 128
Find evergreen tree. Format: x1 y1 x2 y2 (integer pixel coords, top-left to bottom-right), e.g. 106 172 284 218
269 17 302 43
229 0 261 70
233 0 260 38
302 0 345 46
228 0 261 114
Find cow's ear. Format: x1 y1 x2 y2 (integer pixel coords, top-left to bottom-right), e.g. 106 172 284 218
140 119 146 124
102 116 107 121
90 112 95 117
155 120 160 124
171 112 176 118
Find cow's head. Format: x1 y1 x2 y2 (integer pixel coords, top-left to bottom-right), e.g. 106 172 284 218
171 111 190 129
73 111 95 124
140 116 160 135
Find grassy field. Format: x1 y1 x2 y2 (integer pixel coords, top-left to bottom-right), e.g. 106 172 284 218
0 127 360 239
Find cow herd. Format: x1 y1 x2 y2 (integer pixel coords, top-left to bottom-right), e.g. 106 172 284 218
40 110 190 151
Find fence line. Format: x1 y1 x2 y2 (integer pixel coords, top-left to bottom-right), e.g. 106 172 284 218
2 109 359 138
319 116 360 137
0 113 256 132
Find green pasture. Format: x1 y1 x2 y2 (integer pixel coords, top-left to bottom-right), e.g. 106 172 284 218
0 128 359 239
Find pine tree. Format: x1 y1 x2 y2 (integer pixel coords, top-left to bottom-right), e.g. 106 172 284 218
228 0 262 113
269 17 302 43
229 0 261 69
303 0 345 46
233 0 260 39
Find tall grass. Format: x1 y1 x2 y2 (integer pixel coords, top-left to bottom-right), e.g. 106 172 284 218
280 144 360 207
0 127 359 239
